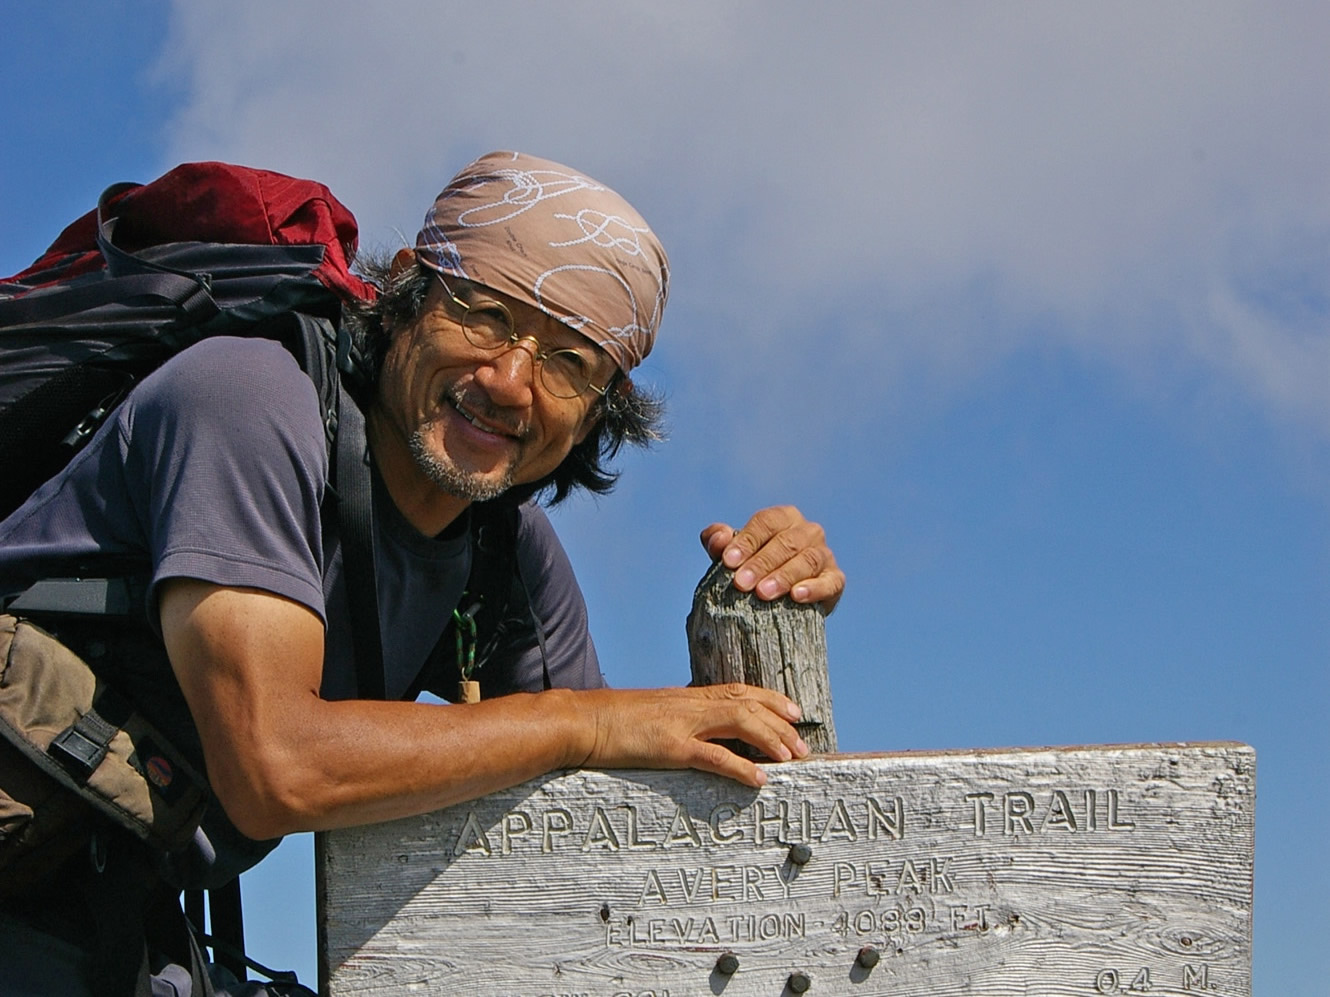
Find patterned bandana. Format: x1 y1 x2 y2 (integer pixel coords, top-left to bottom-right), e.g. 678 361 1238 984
415 151 669 373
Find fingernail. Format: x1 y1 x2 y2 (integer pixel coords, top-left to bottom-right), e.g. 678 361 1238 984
735 568 756 588
723 546 744 568
753 766 768 786
795 737 809 756
776 743 792 761
792 584 809 601
787 701 802 721
757 578 780 599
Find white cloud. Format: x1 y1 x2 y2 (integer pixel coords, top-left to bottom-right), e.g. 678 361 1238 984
156 0 1330 450
1202 282 1330 436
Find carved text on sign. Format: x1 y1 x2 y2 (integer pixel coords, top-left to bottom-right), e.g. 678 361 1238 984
450 795 908 857
965 787 1136 835
321 745 1254 997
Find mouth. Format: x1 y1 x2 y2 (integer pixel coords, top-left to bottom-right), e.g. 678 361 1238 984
446 387 527 441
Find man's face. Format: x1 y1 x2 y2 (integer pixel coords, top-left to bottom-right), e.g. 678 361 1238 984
373 275 612 505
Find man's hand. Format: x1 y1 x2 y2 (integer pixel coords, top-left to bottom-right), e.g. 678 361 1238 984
577 684 809 788
700 505 845 614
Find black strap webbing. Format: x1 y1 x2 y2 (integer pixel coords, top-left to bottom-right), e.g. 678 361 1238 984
0 271 218 327
207 878 247 983
514 556 553 692
334 379 385 699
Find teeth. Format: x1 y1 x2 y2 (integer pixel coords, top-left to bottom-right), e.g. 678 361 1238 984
452 398 502 436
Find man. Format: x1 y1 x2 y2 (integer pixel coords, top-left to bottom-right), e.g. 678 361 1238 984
0 151 843 990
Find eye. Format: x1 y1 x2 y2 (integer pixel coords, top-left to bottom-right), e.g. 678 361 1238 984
462 302 514 346
545 348 592 380
550 345 593 372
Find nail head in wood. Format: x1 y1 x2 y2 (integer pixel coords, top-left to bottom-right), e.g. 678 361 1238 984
787 842 813 865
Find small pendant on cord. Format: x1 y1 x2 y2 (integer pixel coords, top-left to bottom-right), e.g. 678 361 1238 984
457 680 481 704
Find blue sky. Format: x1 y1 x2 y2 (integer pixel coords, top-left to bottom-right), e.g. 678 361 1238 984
4 2 1327 992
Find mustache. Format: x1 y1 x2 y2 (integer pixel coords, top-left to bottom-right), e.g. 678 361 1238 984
446 382 531 440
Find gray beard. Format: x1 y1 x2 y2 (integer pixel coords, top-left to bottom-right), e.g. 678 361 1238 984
407 426 517 503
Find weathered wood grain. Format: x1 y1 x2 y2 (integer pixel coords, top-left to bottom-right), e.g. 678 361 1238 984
687 561 837 753
320 742 1253 997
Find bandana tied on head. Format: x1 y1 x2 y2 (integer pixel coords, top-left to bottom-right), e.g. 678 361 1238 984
415 151 669 374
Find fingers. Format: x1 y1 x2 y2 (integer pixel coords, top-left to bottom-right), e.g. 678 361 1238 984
789 566 847 611
714 506 846 614
685 739 768 788
678 683 807 769
580 684 809 787
704 683 807 764
699 522 735 561
711 680 803 727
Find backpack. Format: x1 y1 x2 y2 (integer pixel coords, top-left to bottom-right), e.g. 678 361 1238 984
0 162 539 994
0 161 375 520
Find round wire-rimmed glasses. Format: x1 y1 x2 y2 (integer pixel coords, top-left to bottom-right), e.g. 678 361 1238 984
433 271 614 400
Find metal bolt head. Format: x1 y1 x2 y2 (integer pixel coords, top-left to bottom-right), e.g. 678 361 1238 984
787 842 813 865
715 952 740 976
856 945 881 969
788 970 811 992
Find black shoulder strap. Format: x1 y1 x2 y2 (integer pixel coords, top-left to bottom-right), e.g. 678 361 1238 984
333 377 385 700
513 558 553 692
471 502 551 690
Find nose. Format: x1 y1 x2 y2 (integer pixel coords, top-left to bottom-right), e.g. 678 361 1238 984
474 338 539 405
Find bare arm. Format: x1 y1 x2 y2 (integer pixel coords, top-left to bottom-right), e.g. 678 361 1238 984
159 579 806 840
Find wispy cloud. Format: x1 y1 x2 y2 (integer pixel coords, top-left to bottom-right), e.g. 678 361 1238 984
156 0 1330 453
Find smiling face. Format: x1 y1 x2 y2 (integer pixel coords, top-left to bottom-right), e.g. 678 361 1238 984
367 272 612 534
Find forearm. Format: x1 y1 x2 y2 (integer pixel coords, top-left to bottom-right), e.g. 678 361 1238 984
160 579 590 838
230 689 592 837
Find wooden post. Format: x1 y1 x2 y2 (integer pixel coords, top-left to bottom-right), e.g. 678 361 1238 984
320 742 1254 996
687 560 838 753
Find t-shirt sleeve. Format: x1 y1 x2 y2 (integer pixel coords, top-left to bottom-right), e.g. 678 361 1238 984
118 338 329 623
489 503 605 693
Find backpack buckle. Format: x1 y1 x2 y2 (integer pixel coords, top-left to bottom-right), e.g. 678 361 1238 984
60 405 111 449
48 713 116 780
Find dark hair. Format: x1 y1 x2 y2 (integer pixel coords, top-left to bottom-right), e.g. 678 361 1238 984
343 252 665 506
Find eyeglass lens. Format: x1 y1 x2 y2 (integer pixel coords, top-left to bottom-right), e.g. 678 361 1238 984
458 297 607 399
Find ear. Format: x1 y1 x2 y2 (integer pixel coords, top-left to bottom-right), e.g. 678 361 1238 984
389 247 416 279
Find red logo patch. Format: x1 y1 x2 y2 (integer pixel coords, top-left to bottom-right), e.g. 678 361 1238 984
146 756 174 789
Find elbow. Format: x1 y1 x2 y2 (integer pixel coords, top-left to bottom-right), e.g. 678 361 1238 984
219 795 305 842
208 748 328 840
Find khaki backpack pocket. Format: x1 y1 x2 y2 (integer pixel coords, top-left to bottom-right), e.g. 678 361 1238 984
0 615 208 893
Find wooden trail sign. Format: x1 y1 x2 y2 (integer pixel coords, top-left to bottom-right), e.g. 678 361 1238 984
319 741 1253 996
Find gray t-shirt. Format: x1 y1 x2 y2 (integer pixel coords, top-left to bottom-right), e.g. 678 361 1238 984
0 336 604 877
